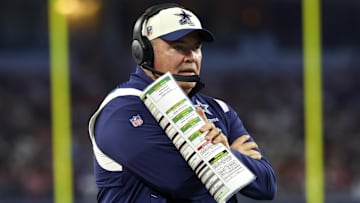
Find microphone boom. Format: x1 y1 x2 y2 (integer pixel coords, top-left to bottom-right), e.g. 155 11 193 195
142 64 200 82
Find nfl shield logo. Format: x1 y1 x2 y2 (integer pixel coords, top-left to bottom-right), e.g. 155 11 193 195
146 26 153 37
130 114 143 127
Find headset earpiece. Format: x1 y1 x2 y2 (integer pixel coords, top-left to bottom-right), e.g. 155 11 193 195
131 36 154 66
131 13 153 66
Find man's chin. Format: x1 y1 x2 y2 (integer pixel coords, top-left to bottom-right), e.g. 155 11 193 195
178 81 196 93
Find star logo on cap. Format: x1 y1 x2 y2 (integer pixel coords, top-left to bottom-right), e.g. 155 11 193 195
175 10 194 26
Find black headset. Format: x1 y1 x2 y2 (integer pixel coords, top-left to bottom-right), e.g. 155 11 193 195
131 3 184 68
131 3 201 83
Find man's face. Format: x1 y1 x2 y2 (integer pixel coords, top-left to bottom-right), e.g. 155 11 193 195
150 31 203 94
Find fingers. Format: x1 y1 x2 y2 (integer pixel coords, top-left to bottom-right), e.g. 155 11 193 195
196 107 208 122
202 126 223 143
248 150 262 160
211 131 230 149
232 140 258 151
197 108 230 149
231 135 250 146
209 128 230 149
197 107 213 133
205 127 222 142
197 107 230 149
236 148 262 160
197 107 261 160
231 135 262 160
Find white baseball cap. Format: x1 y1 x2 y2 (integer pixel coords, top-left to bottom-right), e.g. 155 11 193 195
143 7 214 42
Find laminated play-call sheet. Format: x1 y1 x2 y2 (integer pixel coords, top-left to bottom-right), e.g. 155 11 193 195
140 72 256 203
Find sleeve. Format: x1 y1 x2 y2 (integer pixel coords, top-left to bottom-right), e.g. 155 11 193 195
94 96 208 199
224 103 277 200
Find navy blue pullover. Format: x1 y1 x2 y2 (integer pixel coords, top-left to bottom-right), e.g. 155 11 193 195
89 67 276 202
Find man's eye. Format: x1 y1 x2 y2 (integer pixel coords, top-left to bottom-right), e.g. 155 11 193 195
174 45 184 51
193 44 201 51
172 43 201 53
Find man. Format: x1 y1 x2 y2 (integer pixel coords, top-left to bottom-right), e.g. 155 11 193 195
88 3 276 202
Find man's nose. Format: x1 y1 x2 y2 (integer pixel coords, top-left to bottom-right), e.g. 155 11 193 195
184 49 196 61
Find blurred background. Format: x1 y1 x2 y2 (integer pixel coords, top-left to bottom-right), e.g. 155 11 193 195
0 0 359 202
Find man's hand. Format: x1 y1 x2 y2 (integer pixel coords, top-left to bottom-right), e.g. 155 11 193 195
196 107 261 160
196 107 230 149
231 135 262 160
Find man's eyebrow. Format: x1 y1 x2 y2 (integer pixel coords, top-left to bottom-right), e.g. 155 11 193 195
169 39 202 46
170 39 185 43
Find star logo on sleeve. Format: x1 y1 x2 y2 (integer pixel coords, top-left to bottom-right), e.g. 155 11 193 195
174 10 194 26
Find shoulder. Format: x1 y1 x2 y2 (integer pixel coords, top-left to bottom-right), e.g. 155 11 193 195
213 98 230 113
101 88 144 114
94 88 153 139
93 87 146 125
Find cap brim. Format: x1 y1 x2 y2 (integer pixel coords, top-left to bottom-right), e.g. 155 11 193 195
160 29 215 42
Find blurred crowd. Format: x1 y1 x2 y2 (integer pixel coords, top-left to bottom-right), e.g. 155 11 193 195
1 59 359 202
1 0 359 202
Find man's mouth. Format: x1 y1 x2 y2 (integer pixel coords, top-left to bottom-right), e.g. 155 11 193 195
178 69 196 76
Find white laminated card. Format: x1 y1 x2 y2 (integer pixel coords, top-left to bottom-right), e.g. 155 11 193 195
140 72 256 203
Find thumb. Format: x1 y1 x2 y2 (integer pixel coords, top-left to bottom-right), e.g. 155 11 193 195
196 107 208 122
